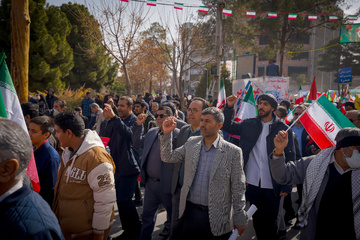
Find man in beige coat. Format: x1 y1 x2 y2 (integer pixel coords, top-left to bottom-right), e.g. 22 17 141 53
159 107 248 239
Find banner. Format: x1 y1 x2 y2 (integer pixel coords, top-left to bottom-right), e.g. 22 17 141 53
339 24 360 43
265 77 290 102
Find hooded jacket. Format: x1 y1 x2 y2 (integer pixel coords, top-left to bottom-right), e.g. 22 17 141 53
53 130 116 239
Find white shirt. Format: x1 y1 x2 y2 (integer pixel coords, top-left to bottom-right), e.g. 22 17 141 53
0 180 23 202
245 120 273 189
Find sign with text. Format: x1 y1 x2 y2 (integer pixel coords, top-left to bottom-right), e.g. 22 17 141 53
265 77 290 102
338 67 352 84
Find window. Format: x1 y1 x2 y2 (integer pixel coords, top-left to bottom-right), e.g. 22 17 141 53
288 66 308 76
289 52 309 61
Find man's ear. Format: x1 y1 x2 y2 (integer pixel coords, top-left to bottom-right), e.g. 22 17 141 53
0 159 19 183
217 122 223 130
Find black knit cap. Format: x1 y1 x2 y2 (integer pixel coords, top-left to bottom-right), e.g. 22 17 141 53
257 93 278 111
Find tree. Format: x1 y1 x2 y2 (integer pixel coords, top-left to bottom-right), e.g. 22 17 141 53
318 37 360 77
60 3 118 91
81 1 148 96
28 1 74 92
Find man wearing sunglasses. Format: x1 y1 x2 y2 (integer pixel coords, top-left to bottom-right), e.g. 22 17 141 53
271 127 360 240
132 105 180 240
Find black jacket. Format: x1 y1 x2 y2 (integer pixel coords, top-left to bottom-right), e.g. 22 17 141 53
222 106 296 194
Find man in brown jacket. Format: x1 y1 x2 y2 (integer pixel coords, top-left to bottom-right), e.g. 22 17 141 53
53 111 116 240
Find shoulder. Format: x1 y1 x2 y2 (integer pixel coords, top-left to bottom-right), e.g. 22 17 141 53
220 138 242 152
186 136 203 144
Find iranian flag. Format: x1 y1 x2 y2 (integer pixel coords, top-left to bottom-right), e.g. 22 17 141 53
298 95 355 149
288 13 297 20
285 109 295 124
295 86 304 104
308 76 318 101
199 6 209 13
234 85 257 122
147 0 156 6
348 15 358 21
223 8 232 16
308 14 318 21
268 12 277 18
174 2 183 10
216 79 226 109
329 15 338 21
341 98 346 114
246 11 256 17
120 0 129 2
0 53 40 192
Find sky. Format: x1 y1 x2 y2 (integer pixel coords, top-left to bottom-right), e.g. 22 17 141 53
47 0 360 25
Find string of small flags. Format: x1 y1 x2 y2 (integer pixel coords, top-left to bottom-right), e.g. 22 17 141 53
120 0 359 22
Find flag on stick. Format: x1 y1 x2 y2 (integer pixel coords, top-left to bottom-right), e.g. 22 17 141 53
0 53 40 192
295 86 304 104
285 109 295 124
308 77 318 101
216 79 226 109
355 95 360 110
298 95 355 149
234 85 257 122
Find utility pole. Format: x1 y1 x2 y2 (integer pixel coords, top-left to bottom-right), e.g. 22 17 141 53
11 0 30 103
215 2 225 100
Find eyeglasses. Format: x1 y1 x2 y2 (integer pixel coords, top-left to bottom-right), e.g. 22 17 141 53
155 114 167 119
188 108 199 113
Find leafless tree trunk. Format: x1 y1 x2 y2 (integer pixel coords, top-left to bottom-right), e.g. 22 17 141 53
81 0 148 96
11 0 30 103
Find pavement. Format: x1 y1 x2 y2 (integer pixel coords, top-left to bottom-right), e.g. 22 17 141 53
109 187 302 240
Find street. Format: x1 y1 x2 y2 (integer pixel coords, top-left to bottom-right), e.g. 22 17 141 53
109 187 302 240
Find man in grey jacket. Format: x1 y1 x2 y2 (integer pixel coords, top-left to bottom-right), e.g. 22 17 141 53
271 127 360 240
160 107 248 239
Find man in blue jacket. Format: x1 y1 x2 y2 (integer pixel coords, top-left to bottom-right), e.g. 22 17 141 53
103 96 142 240
29 116 60 206
222 93 295 240
0 118 64 240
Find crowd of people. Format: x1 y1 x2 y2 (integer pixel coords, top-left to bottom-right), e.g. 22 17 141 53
1 88 360 240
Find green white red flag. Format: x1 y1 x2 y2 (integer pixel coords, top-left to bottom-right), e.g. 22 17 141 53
246 11 256 17
234 85 257 122
295 86 304 104
223 8 232 16
298 95 355 149
288 13 297 20
268 12 277 18
216 79 226 109
198 6 209 13
174 2 183 10
147 0 156 6
0 53 40 192
308 14 318 21
329 15 338 21
285 109 295 124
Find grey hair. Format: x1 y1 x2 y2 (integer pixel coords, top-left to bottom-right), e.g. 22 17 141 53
295 104 306 111
202 107 224 123
0 118 32 179
90 103 100 108
335 127 360 143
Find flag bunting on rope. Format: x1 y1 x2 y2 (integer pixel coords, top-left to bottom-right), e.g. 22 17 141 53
174 2 183 10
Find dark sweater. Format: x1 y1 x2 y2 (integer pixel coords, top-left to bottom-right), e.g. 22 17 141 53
34 141 60 206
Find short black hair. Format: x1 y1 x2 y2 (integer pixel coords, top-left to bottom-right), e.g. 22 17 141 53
345 102 355 109
157 106 173 117
161 102 176 115
86 92 91 95
54 111 85 137
134 99 147 108
190 97 209 110
21 102 39 119
276 106 288 119
280 100 290 110
30 116 54 136
119 96 133 107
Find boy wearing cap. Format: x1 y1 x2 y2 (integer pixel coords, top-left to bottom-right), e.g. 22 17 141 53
223 93 296 240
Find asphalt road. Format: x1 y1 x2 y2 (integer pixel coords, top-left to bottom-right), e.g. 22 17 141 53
109 187 302 240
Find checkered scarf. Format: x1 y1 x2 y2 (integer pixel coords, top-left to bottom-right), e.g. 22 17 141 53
297 146 360 239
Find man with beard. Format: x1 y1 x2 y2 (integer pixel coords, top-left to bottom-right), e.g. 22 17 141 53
103 97 142 240
222 93 295 240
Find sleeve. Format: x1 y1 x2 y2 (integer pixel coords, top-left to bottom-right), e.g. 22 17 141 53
159 133 186 163
132 124 145 149
221 106 243 135
87 161 116 231
269 153 312 186
231 147 248 226
110 116 133 140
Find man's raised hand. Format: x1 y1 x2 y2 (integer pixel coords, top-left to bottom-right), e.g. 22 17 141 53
226 95 237 108
137 113 146 126
162 116 177 135
103 103 115 119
